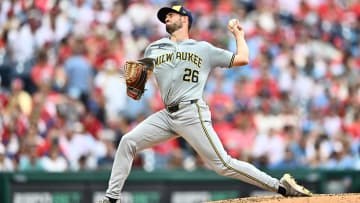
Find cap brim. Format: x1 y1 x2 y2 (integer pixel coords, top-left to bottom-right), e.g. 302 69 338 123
157 7 179 24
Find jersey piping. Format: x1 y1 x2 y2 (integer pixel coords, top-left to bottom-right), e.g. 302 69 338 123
195 103 277 192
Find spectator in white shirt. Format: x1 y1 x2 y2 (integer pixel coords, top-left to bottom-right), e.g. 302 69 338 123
252 128 286 167
94 59 127 122
0 143 14 171
41 146 68 172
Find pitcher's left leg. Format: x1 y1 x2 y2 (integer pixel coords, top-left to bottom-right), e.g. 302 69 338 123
176 109 280 193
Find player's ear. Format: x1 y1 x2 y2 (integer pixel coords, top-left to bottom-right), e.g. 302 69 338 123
182 16 190 29
180 15 186 23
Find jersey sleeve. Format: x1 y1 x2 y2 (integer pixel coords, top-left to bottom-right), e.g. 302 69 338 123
143 44 152 58
207 43 235 68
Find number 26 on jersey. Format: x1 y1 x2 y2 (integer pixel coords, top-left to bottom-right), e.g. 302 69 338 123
183 68 199 83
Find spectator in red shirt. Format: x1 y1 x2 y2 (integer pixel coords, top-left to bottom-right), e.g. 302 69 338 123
346 110 360 140
30 48 55 90
223 110 256 160
254 67 279 99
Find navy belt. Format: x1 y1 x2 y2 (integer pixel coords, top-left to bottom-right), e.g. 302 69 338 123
166 99 198 113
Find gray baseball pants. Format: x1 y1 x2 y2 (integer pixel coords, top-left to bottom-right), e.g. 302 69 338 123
106 100 280 199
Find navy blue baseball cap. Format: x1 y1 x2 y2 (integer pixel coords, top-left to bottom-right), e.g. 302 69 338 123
157 5 193 28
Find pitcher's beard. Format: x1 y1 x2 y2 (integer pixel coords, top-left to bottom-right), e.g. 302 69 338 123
166 23 183 34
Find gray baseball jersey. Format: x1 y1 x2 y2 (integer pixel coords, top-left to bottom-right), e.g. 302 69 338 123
144 38 234 106
105 38 280 200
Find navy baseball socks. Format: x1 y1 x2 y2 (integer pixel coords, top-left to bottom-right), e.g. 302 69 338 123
107 197 118 203
97 196 119 203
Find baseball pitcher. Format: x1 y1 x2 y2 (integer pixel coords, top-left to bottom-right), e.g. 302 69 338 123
99 5 312 203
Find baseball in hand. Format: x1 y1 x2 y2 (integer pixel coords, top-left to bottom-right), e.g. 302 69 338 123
228 18 238 29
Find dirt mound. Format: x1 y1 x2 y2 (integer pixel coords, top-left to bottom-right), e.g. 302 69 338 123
208 193 360 203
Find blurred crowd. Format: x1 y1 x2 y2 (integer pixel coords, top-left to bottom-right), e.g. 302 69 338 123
1 0 360 173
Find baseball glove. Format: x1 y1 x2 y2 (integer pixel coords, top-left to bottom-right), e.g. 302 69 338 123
124 60 150 100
